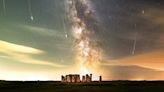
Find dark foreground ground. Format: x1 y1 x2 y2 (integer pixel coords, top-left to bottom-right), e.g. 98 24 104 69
0 81 164 92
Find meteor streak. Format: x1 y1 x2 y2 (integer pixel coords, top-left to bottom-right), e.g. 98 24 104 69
132 32 138 55
27 0 34 21
2 0 6 16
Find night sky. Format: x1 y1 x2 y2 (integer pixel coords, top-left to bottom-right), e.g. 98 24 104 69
0 0 164 80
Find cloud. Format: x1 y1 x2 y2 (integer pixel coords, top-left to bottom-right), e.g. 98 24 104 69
141 6 164 46
0 40 43 54
0 40 66 67
17 24 66 39
142 8 164 25
102 65 164 80
103 49 164 71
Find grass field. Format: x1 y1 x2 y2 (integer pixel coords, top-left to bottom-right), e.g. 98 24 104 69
0 81 164 92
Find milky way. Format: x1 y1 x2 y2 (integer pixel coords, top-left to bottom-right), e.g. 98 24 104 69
65 0 103 75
